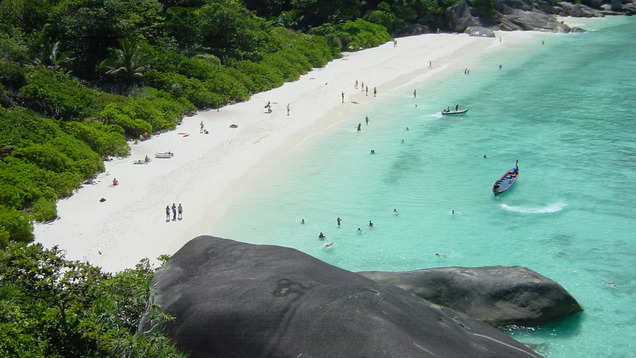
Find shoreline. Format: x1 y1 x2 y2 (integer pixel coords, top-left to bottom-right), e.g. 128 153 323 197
35 31 541 272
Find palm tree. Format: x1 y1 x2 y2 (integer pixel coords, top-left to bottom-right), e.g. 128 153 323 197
99 38 151 94
32 41 75 73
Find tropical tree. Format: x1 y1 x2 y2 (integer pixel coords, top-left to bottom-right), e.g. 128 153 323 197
99 38 151 93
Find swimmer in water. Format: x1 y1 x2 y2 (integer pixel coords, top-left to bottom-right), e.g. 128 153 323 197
435 253 448 258
357 227 362 233
370 149 375 154
318 232 325 240
393 208 399 215
401 139 405 144
301 218 305 224
368 220 374 227
337 217 342 227
451 210 455 215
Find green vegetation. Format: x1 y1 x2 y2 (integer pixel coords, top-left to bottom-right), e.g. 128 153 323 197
0 242 183 357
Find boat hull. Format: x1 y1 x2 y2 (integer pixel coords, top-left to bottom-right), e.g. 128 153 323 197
442 108 469 115
493 168 518 195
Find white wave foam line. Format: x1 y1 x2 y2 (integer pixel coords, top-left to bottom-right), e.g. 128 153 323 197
500 201 566 214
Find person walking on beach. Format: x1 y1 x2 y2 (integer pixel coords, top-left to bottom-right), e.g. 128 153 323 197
342 91 345 104
393 39 397 47
287 103 290 116
355 80 358 89
337 217 342 227
200 121 204 133
178 203 183 220
357 123 362 132
365 86 368 96
171 203 177 221
165 205 170 222
373 87 377 97
413 89 417 98
361 81 364 91
365 116 369 125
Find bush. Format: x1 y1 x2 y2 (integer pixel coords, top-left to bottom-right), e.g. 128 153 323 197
30 197 57 222
0 205 33 243
64 121 129 157
0 60 26 89
19 69 100 121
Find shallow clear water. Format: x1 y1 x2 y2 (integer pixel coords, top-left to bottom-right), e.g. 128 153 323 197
216 17 636 357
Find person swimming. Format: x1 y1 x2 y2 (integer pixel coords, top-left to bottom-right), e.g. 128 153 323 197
393 208 399 215
357 227 362 233
370 149 375 154
337 217 342 227
318 232 325 240
301 218 305 224
368 220 374 227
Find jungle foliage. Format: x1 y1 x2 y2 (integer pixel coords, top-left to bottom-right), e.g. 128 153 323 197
0 242 184 357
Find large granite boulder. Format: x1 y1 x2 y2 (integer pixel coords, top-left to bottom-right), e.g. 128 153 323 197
446 0 481 32
498 9 571 31
359 266 583 327
143 236 541 358
555 2 604 16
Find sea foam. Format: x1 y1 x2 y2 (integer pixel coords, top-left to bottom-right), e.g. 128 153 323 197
499 202 566 214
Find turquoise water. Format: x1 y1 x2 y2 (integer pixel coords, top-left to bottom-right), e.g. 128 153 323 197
216 17 636 357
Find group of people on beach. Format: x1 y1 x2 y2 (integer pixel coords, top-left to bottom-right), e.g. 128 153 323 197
352 80 376 97
200 121 209 134
166 203 183 222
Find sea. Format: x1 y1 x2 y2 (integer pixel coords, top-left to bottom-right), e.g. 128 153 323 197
215 16 636 357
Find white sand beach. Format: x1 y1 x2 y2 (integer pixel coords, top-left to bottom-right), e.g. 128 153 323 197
35 31 540 272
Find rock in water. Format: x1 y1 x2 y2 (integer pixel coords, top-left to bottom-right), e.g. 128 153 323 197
143 236 541 358
359 266 583 327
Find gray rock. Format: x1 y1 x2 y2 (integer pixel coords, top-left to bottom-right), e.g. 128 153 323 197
359 266 583 327
143 237 542 358
556 2 604 17
446 0 481 32
465 26 496 37
499 9 571 32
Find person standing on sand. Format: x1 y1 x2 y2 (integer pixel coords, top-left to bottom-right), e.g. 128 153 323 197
361 81 364 91
357 123 362 132
172 203 177 221
341 91 344 104
373 87 377 97
165 205 170 222
287 103 290 116
355 80 358 89
413 89 417 98
365 86 368 96
178 203 183 220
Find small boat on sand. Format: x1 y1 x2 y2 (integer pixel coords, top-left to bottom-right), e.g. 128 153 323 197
442 108 469 115
155 152 174 159
493 160 519 195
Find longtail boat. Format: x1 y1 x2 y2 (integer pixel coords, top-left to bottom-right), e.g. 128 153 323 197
493 160 519 195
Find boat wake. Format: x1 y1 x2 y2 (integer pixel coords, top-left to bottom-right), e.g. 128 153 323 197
431 112 443 118
499 201 566 214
